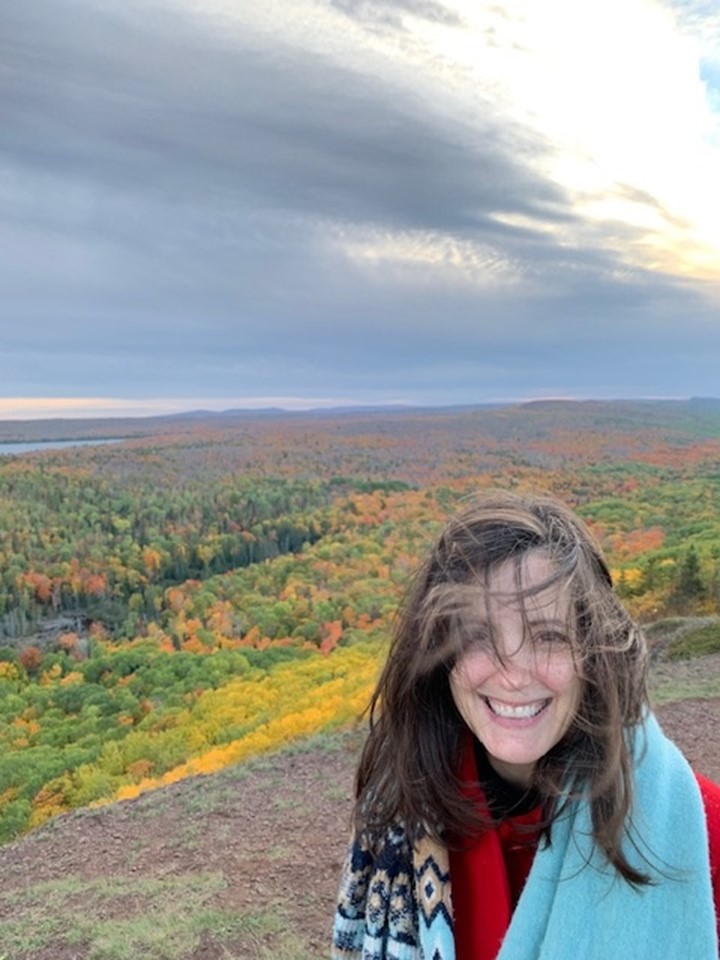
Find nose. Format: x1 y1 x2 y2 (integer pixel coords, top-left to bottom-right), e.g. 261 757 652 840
495 639 534 688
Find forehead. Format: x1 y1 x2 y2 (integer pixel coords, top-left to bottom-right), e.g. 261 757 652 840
466 551 572 623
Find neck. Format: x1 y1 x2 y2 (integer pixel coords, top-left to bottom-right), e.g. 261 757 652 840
474 741 540 818
487 756 534 789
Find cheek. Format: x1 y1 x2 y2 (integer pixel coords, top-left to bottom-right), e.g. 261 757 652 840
449 669 477 727
451 652 494 691
533 651 579 693
553 668 582 730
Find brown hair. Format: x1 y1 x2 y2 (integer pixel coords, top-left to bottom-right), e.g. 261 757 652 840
355 490 650 884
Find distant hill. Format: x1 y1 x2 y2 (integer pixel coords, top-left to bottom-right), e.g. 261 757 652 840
2 397 719 443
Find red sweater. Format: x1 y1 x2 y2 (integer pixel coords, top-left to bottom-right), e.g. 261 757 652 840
450 763 720 959
694 774 720 943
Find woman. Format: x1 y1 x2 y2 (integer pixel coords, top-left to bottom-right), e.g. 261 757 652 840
332 491 720 959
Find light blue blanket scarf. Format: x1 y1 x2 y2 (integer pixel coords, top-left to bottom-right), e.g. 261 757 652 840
332 713 717 959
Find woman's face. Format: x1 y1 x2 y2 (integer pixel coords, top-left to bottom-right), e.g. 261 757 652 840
449 551 581 787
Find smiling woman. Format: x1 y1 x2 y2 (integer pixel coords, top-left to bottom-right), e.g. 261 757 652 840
448 552 581 788
332 491 720 960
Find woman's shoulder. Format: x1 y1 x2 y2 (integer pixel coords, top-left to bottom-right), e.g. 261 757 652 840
695 773 720 943
696 772 720 804
696 773 720 841
697 771 720 834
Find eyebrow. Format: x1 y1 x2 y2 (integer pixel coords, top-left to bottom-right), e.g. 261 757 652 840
525 618 569 628
468 617 569 631
527 618 571 633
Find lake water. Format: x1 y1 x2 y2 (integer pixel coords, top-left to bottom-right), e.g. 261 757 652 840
0 438 123 457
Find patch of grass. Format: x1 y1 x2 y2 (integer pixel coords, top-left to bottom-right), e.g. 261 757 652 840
650 658 720 705
280 726 367 758
651 675 720 705
647 618 720 703
182 781 240 816
207 932 324 960
123 837 149 866
644 616 698 639
323 784 352 802
87 908 274 960
665 622 720 660
265 843 287 861
0 872 271 960
257 932 325 960
645 614 718 641
0 870 324 960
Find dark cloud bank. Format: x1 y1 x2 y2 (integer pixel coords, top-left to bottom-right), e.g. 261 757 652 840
0 0 717 403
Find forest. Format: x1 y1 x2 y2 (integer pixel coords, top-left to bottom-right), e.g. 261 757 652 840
1 398 720 841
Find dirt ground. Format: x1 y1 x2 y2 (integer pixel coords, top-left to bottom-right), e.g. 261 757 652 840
0 690 718 959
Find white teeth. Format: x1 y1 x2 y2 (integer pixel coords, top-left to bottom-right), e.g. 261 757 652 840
485 698 547 719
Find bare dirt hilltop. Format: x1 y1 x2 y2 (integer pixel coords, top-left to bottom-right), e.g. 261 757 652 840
1 664 719 960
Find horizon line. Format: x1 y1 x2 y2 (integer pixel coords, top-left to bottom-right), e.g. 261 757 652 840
0 393 707 422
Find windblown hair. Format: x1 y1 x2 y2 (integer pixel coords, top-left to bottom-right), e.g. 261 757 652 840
355 490 650 885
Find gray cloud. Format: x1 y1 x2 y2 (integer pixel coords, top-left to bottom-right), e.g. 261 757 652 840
0 0 556 227
0 0 717 406
330 0 466 29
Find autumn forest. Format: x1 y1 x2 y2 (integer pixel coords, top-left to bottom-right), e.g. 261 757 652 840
1 399 720 841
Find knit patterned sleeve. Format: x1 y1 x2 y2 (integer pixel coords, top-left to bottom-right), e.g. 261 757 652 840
332 825 422 960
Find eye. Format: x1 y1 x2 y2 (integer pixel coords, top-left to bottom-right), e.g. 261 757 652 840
467 628 493 648
532 629 570 646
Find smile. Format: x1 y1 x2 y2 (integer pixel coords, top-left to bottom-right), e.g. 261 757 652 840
483 697 550 719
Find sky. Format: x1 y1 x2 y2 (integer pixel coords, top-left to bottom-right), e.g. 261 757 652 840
2 0 720 419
